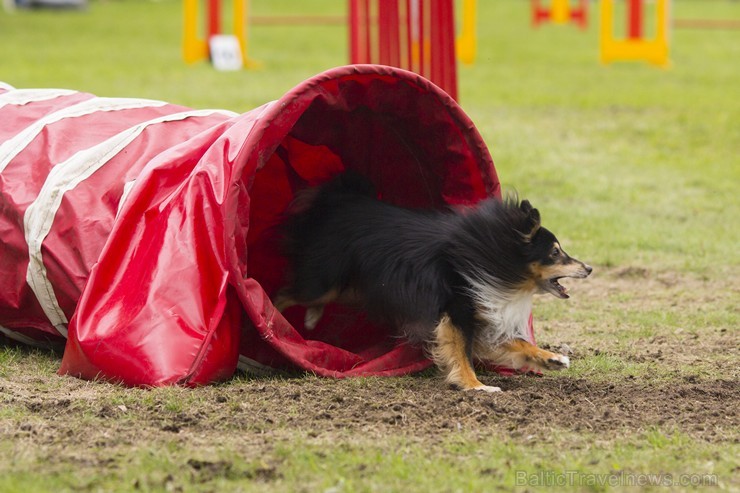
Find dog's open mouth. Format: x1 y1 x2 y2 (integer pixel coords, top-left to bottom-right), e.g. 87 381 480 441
545 277 569 299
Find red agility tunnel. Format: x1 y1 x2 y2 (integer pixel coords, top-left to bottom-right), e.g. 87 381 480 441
0 66 531 387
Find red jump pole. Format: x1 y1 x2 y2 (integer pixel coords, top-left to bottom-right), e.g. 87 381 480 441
378 0 400 67
531 0 549 28
349 0 360 62
440 0 456 100
406 0 415 73
417 0 426 78
571 0 589 30
349 0 372 64
348 0 457 100
628 0 643 39
430 0 442 92
208 0 222 39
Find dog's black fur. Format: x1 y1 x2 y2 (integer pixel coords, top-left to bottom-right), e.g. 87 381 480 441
276 171 592 391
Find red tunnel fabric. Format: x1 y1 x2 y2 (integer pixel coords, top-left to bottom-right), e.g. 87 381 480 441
0 66 533 387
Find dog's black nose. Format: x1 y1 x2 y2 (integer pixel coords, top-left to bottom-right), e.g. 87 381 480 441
585 264 593 275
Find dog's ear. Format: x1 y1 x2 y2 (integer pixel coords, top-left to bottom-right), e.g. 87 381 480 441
520 200 541 242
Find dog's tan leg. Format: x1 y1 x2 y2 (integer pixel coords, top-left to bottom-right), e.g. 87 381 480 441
272 289 339 331
273 293 297 313
432 316 501 393
486 339 570 372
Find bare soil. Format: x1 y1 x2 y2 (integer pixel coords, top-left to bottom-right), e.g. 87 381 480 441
3 367 737 450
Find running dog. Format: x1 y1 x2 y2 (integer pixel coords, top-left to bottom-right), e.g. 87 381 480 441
274 172 592 392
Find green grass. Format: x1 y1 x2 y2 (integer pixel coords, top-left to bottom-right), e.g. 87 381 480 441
265 433 731 493
0 428 734 492
1 0 739 491
2 0 737 273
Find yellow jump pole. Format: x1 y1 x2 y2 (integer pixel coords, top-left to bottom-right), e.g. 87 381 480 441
652 0 671 67
233 0 248 66
551 0 569 24
600 0 671 67
456 0 477 64
183 0 260 69
598 0 614 64
233 0 261 68
183 0 208 63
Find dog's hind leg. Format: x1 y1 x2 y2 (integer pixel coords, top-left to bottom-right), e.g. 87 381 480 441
272 289 339 331
273 292 298 313
431 316 501 393
486 339 570 372
303 306 325 330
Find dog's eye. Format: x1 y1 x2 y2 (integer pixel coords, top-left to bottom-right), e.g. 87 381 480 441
551 247 561 258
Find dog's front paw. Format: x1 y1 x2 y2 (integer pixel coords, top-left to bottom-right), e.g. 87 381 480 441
465 384 502 393
544 354 570 370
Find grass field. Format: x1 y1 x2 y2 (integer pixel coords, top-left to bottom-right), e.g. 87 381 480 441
1 0 739 491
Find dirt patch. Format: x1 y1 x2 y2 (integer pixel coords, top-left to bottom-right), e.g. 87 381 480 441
224 374 738 443
1 360 737 452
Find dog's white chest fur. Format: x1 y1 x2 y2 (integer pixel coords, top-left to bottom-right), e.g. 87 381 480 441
467 278 534 346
